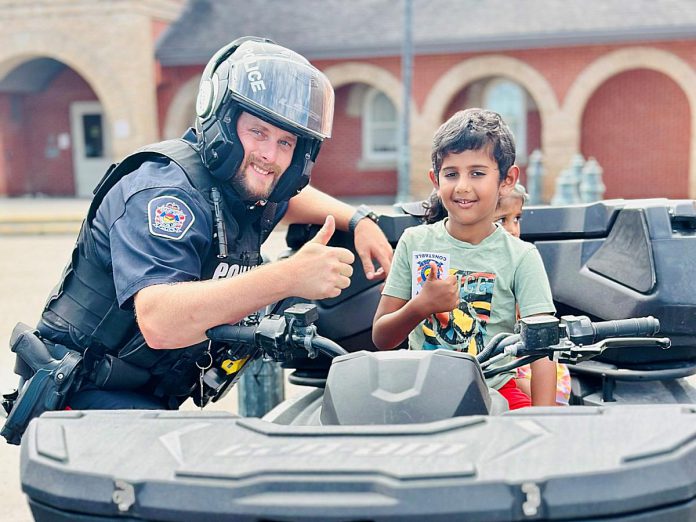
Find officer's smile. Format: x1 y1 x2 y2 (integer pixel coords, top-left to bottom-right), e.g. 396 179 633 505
245 155 281 185
250 161 275 177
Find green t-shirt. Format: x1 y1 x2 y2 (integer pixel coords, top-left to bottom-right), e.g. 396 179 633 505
382 220 556 389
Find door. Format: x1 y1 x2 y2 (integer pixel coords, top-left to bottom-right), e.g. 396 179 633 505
70 101 111 197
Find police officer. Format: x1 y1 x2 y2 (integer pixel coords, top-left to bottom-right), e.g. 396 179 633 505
32 37 393 411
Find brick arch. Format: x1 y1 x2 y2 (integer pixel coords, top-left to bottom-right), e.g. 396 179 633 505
163 64 409 142
412 56 560 198
322 62 407 113
422 55 559 129
163 75 199 139
563 47 696 197
0 49 128 145
0 25 158 159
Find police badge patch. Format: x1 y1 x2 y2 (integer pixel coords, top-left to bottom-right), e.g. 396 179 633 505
148 196 195 240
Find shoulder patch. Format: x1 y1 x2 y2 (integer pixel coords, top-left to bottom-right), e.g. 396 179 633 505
147 196 196 240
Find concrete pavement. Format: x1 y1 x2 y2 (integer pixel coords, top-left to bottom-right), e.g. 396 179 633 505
2 196 696 521
0 195 399 521
0 195 399 235
0 197 88 235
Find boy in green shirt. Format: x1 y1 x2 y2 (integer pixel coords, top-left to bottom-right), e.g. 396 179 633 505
372 108 557 408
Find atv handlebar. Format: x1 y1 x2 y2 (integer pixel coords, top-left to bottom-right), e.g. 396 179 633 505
206 303 348 363
207 324 257 345
205 305 669 396
480 315 669 378
208 310 667 368
562 315 660 345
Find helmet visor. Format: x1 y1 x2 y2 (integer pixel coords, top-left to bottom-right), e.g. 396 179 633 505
227 49 334 140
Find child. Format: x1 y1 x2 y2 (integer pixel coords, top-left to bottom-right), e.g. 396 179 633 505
372 108 557 409
495 184 571 406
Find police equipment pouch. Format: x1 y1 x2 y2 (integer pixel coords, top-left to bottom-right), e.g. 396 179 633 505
91 354 151 391
1 322 82 445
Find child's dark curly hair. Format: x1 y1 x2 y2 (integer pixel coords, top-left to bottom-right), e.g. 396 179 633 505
425 108 516 224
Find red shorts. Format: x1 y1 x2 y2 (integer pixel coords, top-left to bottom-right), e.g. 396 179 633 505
497 378 532 410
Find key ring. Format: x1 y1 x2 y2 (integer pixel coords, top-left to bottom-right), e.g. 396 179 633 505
196 350 213 371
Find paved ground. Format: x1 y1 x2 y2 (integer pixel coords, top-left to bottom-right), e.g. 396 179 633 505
2 197 695 520
0 196 397 521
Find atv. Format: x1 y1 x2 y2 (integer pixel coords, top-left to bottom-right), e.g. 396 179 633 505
17 198 696 521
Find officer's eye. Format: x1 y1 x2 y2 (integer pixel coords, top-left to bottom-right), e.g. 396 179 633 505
279 139 295 150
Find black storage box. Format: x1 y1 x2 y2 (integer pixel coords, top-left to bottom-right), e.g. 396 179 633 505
21 405 696 521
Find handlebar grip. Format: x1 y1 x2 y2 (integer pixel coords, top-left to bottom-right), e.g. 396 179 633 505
206 324 257 344
311 336 349 358
591 316 660 342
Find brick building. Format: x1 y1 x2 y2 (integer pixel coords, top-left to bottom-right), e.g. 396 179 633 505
1 0 696 201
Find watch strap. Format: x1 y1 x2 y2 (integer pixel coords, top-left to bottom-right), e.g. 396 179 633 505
348 205 379 233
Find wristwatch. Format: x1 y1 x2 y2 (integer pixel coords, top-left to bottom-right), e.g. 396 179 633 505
348 205 379 232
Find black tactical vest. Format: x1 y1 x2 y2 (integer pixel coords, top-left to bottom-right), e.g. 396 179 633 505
38 138 276 405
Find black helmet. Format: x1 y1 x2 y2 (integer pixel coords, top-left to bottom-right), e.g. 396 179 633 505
195 36 334 202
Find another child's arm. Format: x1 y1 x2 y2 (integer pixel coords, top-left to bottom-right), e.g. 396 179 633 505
529 354 557 406
515 248 558 406
373 262 459 350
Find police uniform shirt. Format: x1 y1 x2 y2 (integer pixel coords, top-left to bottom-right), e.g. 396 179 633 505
90 158 287 309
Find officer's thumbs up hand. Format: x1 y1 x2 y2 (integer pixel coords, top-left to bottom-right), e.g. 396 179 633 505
309 215 336 245
289 215 355 300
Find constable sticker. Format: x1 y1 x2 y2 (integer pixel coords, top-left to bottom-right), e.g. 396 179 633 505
411 251 450 296
148 196 195 240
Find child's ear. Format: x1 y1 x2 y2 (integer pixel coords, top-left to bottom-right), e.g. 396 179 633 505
428 169 439 189
498 165 519 197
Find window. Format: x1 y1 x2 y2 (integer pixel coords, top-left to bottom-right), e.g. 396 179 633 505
81 113 104 158
483 79 527 163
362 89 398 162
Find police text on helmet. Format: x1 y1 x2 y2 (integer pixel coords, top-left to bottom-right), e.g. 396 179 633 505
242 47 266 92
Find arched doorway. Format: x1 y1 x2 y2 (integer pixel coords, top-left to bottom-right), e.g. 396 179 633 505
0 57 111 197
441 76 542 187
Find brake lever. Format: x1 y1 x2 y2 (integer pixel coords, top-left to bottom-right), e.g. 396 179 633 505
290 323 319 359
599 337 671 350
556 336 671 364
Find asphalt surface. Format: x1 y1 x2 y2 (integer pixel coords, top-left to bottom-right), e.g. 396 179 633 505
0 196 397 521
3 197 695 521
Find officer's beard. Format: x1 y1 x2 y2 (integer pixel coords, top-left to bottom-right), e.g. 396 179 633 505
231 154 282 203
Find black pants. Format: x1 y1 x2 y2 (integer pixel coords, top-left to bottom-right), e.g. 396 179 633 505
67 387 169 410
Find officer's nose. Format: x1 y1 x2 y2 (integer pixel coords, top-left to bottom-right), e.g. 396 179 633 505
258 140 278 165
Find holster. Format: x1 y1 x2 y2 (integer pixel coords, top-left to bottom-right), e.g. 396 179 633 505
1 322 83 445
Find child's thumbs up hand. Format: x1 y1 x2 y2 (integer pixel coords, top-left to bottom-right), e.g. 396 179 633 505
425 261 439 282
416 262 459 316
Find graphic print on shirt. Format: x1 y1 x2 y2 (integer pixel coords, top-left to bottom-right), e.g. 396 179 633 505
422 269 495 354
147 196 195 240
411 251 450 296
